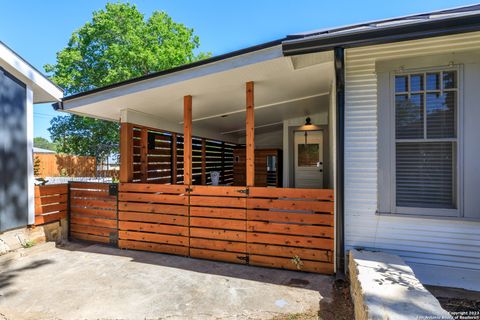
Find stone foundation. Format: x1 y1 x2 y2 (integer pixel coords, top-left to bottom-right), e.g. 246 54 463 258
348 249 452 320
0 219 67 255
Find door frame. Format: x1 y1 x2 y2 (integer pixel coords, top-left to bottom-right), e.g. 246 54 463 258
288 125 329 189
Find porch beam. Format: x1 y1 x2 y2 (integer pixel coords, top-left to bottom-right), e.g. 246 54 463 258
246 81 255 187
119 123 134 183
183 95 193 185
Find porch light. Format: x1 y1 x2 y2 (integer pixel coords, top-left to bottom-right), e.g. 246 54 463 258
298 117 320 144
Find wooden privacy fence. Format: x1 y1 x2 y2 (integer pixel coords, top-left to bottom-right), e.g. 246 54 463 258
69 182 118 244
125 124 236 185
117 184 189 256
117 183 335 274
34 184 68 225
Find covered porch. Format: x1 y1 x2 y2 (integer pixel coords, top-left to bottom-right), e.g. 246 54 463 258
59 46 339 274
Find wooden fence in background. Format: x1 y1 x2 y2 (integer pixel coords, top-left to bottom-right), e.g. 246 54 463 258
34 153 96 177
34 184 68 225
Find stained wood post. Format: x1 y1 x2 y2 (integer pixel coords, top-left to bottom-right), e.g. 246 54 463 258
201 138 206 185
171 133 177 184
183 95 193 185
246 81 255 187
119 123 133 183
140 127 148 182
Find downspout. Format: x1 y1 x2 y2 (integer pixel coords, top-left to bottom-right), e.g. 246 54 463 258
334 47 345 276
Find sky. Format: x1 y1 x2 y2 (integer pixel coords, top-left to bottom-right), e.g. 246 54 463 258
0 0 476 140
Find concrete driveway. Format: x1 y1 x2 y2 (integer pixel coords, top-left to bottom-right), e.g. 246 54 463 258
0 242 347 320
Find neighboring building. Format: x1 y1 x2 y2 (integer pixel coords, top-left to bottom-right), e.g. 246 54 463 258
33 147 56 154
55 5 480 289
0 41 63 232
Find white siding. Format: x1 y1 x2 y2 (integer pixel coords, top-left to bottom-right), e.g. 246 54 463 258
344 32 480 285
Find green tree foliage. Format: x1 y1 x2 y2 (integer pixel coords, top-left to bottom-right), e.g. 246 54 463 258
45 2 210 160
33 137 57 151
48 115 119 162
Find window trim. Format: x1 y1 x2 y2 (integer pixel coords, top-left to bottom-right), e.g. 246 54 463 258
384 65 464 217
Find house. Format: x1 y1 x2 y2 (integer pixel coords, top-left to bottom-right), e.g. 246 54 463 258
55 5 480 289
0 42 63 232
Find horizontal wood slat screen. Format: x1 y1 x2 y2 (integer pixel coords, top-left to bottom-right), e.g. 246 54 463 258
34 184 68 225
118 183 190 256
69 182 118 244
126 124 236 185
116 183 335 274
247 187 334 274
189 185 248 264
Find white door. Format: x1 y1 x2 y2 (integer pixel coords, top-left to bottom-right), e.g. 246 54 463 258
294 130 323 189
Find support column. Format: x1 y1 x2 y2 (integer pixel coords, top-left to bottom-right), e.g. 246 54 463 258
246 81 255 187
120 123 134 183
201 138 206 185
183 95 193 185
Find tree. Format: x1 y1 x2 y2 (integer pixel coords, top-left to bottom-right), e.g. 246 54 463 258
46 2 210 161
49 115 119 162
33 137 57 151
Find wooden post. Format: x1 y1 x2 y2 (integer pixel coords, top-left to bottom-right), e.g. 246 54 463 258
140 128 148 182
183 95 193 185
171 133 177 184
201 138 206 185
119 123 133 183
246 81 255 187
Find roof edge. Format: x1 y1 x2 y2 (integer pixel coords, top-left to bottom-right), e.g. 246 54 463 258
60 38 285 103
282 13 480 55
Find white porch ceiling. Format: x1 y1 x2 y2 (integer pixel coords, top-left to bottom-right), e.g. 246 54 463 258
62 49 334 136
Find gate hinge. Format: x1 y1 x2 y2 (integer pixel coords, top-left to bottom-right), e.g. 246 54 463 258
109 183 119 196
185 187 193 192
237 255 249 264
237 188 249 195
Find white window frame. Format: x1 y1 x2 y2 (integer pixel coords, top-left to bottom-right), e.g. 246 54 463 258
385 65 463 217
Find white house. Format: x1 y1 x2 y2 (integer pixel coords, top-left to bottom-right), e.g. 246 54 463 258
0 41 63 232
56 4 480 289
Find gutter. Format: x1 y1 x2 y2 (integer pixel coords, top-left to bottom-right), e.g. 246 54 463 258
334 47 345 275
283 13 480 55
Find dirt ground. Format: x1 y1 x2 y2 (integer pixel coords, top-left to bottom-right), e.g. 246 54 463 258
0 242 353 320
426 285 480 317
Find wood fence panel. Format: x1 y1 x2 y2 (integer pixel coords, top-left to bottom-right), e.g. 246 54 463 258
69 182 117 244
246 187 335 274
189 185 248 264
34 184 68 225
118 183 189 256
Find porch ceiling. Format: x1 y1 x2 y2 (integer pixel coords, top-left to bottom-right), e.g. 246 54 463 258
62 49 334 135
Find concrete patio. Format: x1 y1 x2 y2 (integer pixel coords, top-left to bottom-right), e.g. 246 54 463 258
0 242 349 319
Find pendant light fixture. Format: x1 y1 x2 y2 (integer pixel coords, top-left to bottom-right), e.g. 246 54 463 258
297 116 320 144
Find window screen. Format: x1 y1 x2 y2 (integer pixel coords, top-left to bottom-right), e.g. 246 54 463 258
394 70 457 209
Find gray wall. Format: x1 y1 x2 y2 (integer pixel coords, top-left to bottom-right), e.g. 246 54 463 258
0 67 28 232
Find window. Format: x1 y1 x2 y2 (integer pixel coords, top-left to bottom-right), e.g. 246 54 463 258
393 69 459 214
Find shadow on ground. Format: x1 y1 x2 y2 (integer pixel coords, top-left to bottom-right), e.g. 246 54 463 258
0 257 54 299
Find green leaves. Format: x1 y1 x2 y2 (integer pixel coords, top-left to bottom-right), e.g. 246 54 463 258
45 2 211 95
49 115 119 162
45 3 211 162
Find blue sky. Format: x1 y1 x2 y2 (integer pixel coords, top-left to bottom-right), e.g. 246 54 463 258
0 0 475 140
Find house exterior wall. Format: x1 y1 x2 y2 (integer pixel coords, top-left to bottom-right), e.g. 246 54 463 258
344 32 480 288
0 68 30 231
